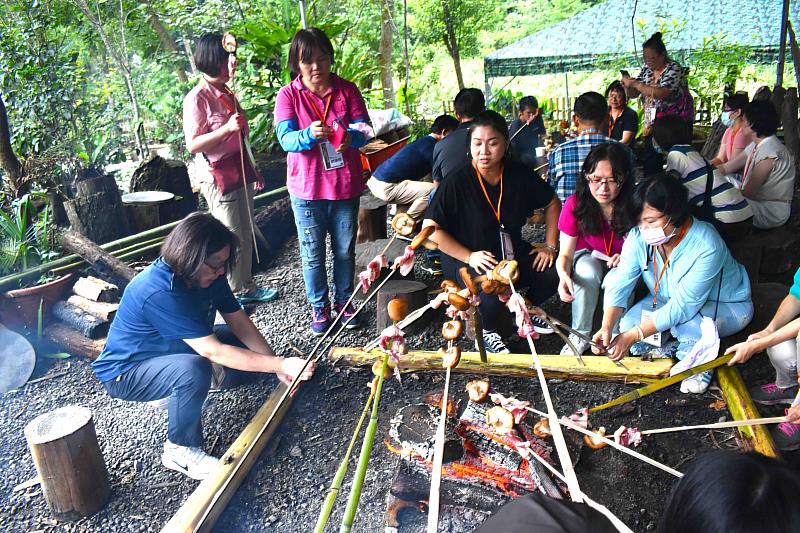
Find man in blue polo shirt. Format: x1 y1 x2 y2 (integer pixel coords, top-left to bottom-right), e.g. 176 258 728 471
92 213 313 480
366 114 458 221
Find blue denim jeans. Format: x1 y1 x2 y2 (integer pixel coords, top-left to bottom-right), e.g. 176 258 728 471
620 297 754 360
102 326 256 447
290 195 359 307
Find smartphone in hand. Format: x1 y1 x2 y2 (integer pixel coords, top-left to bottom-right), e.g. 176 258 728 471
620 69 631 78
329 119 347 150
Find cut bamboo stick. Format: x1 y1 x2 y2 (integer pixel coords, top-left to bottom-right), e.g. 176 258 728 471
160 383 292 533
525 406 683 478
330 347 671 383
717 366 779 458
640 416 787 436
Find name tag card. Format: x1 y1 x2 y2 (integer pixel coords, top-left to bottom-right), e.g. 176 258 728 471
640 308 663 347
320 141 345 171
499 230 515 260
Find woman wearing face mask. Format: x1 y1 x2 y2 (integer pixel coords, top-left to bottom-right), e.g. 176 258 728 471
555 143 634 356
716 101 795 230
621 32 693 176
711 93 750 168
592 173 752 394
274 28 372 335
423 110 562 355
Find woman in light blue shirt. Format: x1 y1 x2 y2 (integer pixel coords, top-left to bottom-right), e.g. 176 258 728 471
592 172 753 393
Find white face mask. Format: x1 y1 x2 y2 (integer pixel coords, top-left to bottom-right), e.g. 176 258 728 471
640 218 676 246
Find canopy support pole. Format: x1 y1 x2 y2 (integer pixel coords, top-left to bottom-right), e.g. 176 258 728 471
298 0 308 29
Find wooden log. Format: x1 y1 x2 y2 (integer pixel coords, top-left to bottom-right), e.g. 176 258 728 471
24 406 110 520
161 383 293 532
252 196 294 268
130 156 198 223
376 280 428 334
357 192 388 244
330 347 673 383
758 226 799 275
64 192 128 245
781 88 800 173
52 301 109 339
771 85 787 126
60 230 136 289
72 276 120 303
43 323 105 360
717 366 778 457
66 295 118 322
76 173 122 199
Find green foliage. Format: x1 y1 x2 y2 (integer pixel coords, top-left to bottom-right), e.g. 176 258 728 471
487 89 524 120
409 0 501 58
687 33 751 115
0 192 57 276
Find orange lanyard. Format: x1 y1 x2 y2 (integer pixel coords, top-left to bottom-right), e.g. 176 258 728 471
602 229 615 257
302 92 332 124
608 111 622 137
651 223 688 307
473 161 504 226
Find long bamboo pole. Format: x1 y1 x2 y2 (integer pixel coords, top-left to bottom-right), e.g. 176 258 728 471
640 416 787 436
0 186 288 292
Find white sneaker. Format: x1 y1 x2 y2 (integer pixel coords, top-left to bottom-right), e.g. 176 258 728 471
146 397 169 410
559 334 590 357
680 370 714 394
478 330 510 354
161 441 218 480
531 316 554 335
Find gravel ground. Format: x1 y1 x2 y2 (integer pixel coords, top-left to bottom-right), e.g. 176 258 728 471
2 215 799 532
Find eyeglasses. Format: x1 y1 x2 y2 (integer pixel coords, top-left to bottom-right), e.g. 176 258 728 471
203 259 227 273
586 175 620 187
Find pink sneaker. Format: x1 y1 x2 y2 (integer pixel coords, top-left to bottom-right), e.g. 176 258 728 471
749 383 798 405
772 419 800 451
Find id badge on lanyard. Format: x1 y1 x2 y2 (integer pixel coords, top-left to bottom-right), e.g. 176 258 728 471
320 141 345 170
499 226 515 260
640 306 663 347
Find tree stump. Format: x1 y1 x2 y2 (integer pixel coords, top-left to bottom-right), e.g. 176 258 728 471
24 406 110 521
771 85 787 125
64 192 129 245
354 238 411 300
376 280 428 334
357 192 388 243
781 88 800 174
130 156 198 223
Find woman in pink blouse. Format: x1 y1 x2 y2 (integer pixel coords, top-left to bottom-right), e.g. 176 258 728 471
555 143 634 356
182 33 276 305
274 28 371 335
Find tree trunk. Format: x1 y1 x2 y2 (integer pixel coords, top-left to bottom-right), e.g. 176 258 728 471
181 31 198 76
379 0 396 108
147 7 188 83
0 93 23 194
71 0 147 157
440 0 464 90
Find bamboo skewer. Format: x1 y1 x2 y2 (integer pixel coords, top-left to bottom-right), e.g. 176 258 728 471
510 280 583 502
426 357 452 532
363 302 431 351
640 416 787 436
525 406 683 478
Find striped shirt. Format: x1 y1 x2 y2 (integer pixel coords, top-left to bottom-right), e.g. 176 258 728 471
546 130 634 202
665 145 752 224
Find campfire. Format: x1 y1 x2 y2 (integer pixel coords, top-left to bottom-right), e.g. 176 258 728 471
382 388 563 528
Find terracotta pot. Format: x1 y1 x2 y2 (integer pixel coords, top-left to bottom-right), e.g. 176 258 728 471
0 274 75 331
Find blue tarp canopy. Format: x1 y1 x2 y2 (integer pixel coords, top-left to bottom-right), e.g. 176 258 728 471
485 0 799 77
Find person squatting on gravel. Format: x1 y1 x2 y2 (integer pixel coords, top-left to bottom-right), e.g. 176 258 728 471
91 213 314 480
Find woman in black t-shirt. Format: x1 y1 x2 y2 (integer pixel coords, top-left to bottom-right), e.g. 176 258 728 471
423 110 561 354
605 81 638 145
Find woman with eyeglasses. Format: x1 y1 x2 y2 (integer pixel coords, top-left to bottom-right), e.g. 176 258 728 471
592 173 752 394
555 143 633 356
92 213 314 481
710 93 750 168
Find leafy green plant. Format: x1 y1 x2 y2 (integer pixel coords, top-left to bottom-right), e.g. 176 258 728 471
0 193 58 277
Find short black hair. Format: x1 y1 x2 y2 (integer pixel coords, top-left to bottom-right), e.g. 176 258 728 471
453 88 485 120
573 143 634 237
631 172 691 227
467 110 509 144
651 115 692 151
287 28 335 78
643 32 668 58
430 114 459 134
161 212 239 283
518 96 539 112
659 451 800 533
574 91 608 125
605 81 627 106
194 33 232 77
723 93 749 112
743 100 779 137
